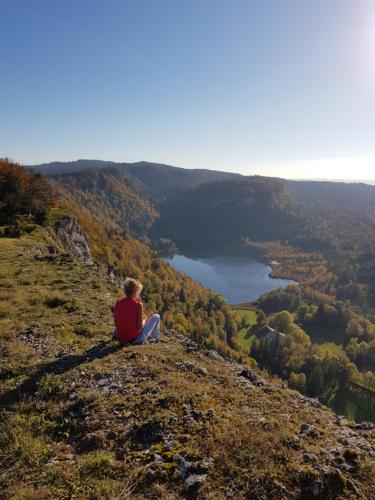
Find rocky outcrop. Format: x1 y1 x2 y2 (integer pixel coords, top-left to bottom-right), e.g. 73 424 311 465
54 216 93 264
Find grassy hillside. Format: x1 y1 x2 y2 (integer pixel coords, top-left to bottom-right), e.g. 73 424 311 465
1 233 375 498
0 159 248 361
234 309 257 350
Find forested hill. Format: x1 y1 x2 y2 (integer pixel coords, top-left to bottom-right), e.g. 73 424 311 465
48 168 159 238
31 160 300 245
28 159 118 175
29 159 241 194
284 179 375 214
150 177 299 255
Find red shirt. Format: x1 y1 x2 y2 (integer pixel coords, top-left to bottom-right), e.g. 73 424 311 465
114 297 141 342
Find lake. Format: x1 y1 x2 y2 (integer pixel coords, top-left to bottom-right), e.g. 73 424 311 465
166 254 295 304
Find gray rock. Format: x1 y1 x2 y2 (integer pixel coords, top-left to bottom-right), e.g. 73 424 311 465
300 423 319 438
183 474 207 494
176 361 208 377
303 452 318 464
153 454 164 465
239 367 266 386
305 481 322 497
164 440 175 451
284 435 301 450
175 455 213 480
300 423 312 434
179 457 193 479
355 421 375 431
306 397 322 409
207 408 216 421
178 435 190 443
55 216 93 264
206 350 223 360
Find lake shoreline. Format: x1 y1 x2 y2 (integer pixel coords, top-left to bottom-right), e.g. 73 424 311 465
166 253 296 305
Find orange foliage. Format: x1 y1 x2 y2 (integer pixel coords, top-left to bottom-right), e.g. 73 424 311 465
0 158 53 224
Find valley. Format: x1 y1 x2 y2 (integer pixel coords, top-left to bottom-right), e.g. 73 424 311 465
26 159 375 422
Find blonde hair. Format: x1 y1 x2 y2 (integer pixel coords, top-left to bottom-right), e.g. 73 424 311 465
124 277 143 297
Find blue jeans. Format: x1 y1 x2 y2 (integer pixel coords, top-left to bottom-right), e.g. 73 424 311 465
131 314 160 345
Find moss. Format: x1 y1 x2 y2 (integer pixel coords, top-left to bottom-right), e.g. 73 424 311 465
161 462 178 470
161 451 175 461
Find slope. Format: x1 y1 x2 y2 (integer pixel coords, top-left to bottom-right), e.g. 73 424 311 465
49 168 159 237
151 177 300 255
1 231 375 499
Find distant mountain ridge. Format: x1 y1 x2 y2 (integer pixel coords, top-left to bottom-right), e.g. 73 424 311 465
28 159 241 194
28 159 118 175
29 159 375 209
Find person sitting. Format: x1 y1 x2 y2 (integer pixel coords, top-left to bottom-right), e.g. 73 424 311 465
113 277 160 345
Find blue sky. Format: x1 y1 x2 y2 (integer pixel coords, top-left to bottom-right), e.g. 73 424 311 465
1 0 374 179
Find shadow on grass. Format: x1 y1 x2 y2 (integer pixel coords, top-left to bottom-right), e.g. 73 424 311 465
0 340 123 408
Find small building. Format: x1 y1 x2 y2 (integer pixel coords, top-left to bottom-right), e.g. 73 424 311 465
255 325 277 339
255 325 287 347
263 330 287 347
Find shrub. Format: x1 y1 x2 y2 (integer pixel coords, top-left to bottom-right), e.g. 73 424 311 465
37 373 62 399
80 452 112 477
44 293 69 308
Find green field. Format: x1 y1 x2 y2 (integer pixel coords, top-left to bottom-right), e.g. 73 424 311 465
234 309 257 351
302 323 344 355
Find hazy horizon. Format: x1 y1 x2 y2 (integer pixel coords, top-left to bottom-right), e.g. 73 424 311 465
26 156 375 184
1 0 375 180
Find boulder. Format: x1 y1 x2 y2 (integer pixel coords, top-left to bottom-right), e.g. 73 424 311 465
55 216 93 264
239 367 266 386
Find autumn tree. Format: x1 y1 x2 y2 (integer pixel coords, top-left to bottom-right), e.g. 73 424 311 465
289 371 307 392
269 310 293 332
0 159 52 225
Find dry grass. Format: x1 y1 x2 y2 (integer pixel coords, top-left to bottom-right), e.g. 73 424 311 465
0 234 374 498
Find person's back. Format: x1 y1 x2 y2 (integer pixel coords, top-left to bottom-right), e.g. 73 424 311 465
114 296 141 343
113 277 161 345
